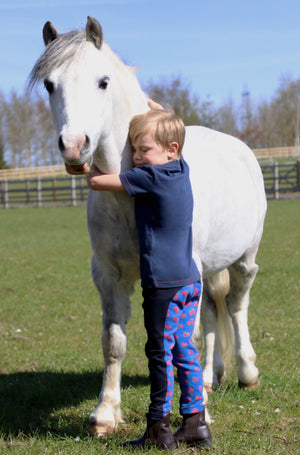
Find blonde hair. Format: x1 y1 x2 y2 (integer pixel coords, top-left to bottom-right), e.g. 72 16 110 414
129 109 186 157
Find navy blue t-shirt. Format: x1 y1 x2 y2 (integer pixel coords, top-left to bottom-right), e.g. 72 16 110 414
119 157 200 288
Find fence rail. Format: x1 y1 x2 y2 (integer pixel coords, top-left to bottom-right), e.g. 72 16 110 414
0 164 66 180
1 161 300 208
253 145 300 160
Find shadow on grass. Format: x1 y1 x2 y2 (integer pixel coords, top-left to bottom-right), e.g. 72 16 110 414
0 370 148 438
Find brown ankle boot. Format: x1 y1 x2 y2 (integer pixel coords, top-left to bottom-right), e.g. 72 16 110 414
123 412 176 450
173 409 212 447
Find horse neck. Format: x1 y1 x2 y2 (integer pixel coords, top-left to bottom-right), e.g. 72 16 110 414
105 43 149 120
114 82 148 171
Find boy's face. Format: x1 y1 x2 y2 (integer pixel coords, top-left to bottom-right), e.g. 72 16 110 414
131 133 178 167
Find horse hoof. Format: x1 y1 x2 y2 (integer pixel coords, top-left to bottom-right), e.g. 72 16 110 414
238 378 260 390
90 423 114 437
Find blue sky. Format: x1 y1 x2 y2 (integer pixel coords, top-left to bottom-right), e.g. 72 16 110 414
0 0 299 105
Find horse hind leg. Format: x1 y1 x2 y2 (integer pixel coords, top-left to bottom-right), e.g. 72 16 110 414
191 282 212 424
227 250 260 389
201 269 233 392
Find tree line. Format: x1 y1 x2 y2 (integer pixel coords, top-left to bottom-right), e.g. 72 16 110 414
0 74 299 169
145 75 300 150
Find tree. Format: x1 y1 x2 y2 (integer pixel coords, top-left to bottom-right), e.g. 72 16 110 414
1 90 57 168
31 92 58 165
253 76 300 148
237 90 263 148
215 96 238 137
144 76 204 126
270 75 300 147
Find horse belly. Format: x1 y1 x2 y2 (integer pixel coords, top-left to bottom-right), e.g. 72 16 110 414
184 126 266 276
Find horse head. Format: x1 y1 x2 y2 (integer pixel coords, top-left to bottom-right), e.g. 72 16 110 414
30 17 147 174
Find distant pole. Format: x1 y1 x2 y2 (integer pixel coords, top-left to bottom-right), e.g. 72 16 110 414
37 177 42 207
273 162 279 200
71 176 77 206
3 180 9 209
296 99 300 156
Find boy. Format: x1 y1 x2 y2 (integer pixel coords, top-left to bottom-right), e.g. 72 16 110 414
86 109 212 450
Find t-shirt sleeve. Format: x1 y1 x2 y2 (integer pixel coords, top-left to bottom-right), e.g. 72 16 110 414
119 166 155 196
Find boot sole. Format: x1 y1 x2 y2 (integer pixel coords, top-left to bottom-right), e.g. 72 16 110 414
123 440 177 451
175 437 212 448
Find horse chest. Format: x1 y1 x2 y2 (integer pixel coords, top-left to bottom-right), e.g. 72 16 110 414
88 191 139 271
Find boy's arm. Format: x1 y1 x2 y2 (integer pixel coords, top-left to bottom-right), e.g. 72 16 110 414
86 167 125 191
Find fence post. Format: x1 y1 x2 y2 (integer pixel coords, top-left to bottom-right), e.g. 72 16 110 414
80 177 85 202
3 180 9 209
52 178 57 202
71 176 77 206
37 177 42 207
273 161 279 199
26 180 30 204
297 160 300 190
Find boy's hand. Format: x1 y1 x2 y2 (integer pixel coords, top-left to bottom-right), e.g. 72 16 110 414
86 165 102 188
147 98 163 110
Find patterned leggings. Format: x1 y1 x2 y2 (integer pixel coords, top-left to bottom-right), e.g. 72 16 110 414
142 282 204 420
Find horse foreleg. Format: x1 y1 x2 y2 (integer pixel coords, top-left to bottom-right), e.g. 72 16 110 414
90 320 127 436
227 251 260 389
89 258 132 436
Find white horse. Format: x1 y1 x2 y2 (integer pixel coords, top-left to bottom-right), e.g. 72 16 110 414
29 17 267 436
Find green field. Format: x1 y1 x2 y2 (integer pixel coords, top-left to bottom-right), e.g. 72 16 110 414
0 201 299 454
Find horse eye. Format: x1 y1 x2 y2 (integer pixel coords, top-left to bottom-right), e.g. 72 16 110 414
44 80 54 94
98 77 109 90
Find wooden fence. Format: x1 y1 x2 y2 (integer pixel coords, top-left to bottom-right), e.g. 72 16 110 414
1 159 300 208
0 146 299 181
0 175 88 208
260 161 300 199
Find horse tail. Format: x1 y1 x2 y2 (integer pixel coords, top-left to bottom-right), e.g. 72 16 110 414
205 269 234 381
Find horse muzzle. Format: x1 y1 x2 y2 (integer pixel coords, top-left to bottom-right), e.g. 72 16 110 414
58 132 90 165
64 162 91 175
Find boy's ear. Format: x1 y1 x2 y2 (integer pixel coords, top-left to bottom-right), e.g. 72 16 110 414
168 142 179 158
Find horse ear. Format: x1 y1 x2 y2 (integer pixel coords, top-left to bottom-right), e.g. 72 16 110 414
86 16 103 50
43 21 59 46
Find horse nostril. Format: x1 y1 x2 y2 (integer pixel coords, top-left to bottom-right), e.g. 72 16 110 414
58 133 89 156
58 135 65 152
84 135 90 149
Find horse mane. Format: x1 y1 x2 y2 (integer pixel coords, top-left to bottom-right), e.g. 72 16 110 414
28 30 84 90
28 28 134 92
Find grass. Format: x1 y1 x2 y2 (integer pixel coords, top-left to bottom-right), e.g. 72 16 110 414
0 201 299 454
